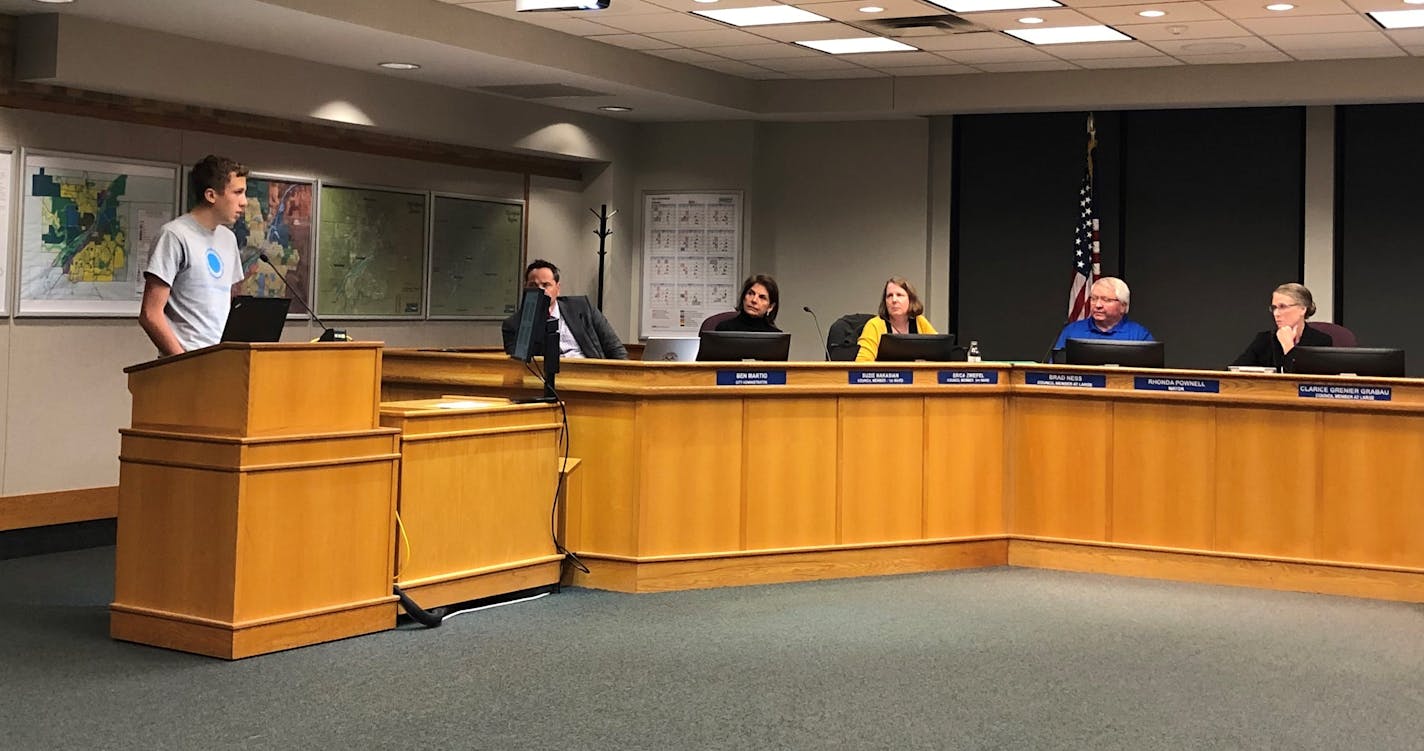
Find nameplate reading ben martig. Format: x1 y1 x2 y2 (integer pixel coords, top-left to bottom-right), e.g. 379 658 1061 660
1134 376 1220 394
1024 371 1107 389
849 370 913 385
716 370 787 386
1298 383 1392 402
938 370 999 385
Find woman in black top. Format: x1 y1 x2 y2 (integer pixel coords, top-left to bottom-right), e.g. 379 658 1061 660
1231 282 1331 370
715 274 781 333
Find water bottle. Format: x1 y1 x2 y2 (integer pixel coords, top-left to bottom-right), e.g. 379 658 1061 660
967 340 982 363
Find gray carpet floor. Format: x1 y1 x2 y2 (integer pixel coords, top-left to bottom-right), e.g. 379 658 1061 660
3 546 1422 750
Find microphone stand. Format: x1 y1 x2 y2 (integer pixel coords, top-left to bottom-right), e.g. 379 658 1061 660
803 306 830 361
257 253 345 342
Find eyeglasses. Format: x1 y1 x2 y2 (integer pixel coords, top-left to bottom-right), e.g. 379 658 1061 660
1088 296 1120 304
1269 303 1303 312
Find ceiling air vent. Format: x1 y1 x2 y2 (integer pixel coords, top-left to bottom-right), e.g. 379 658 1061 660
476 84 609 99
857 13 991 37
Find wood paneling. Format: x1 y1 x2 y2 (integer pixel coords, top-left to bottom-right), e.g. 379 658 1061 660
638 399 743 556
839 397 925 544
1111 402 1215 549
1215 407 1320 558
744 397 838 549
924 397 1005 538
1010 397 1109 540
1319 412 1424 568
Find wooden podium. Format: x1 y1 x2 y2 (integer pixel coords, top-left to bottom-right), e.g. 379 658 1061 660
112 343 401 659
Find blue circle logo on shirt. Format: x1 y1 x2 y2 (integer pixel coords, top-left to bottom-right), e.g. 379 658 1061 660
205 249 224 278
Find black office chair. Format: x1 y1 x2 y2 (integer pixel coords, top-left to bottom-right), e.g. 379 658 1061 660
826 313 874 361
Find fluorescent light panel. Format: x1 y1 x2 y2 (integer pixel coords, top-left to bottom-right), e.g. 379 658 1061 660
797 37 918 53
924 0 1061 12
694 5 829 26
1369 9 1424 27
1006 24 1132 44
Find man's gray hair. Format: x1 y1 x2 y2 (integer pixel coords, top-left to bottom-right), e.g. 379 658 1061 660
1094 276 1130 311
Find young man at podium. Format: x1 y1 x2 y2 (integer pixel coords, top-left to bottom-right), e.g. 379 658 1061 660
138 155 250 357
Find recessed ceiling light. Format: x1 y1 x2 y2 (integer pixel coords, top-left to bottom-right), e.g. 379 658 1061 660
1406 0 1424 5
378 62 421 70
859 5 885 12
1264 3 1294 10
1019 16 1045 22
32 0 75 4
694 5 829 26
1138 9 1166 17
599 105 634 112
796 37 918 53
1370 8 1424 26
694 0 719 3
924 0 1061 12
1006 24 1132 44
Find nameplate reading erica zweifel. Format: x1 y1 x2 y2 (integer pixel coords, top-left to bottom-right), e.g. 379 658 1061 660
1023 372 1107 389
1133 376 1220 394
849 370 913 385
1297 383 1392 402
715 370 787 386
938 370 999 385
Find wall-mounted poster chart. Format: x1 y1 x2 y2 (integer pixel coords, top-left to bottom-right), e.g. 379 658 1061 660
0 150 11 315
235 174 314 311
316 185 427 318
640 191 741 337
427 194 524 318
17 151 177 316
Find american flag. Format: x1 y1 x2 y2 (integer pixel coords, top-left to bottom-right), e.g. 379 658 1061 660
1068 115 1100 322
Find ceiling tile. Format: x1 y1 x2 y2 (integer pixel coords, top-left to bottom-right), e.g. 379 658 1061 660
974 59 1082 69
886 63 981 73
578 0 676 15
1235 13 1376 33
912 31 1032 49
941 45 1061 61
1144 33 1278 51
646 27 779 45
1115 19 1250 38
512 15 625 34
844 50 958 65
1075 54 1185 64
642 0 782 10
797 67 892 77
1043 39 1163 56
1265 30 1405 50
1202 0 1357 19
1173 48 1294 60
595 12 724 32
1342 0 1422 9
1403 44 1424 55
694 59 784 75
647 47 729 62
1386 28 1424 45
959 8 1101 29
586 33 680 48
744 69 797 78
707 42 825 58
794 0 961 22
1288 45 1407 58
746 54 869 70
745 21 873 41
1079 1 1226 24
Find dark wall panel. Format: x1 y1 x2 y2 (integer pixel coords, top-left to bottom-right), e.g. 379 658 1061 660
1338 104 1424 376
953 112 1122 361
1120 107 1304 369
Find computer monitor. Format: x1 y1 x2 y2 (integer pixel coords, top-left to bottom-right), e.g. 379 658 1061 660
221 296 291 343
1288 346 1405 377
696 331 791 362
876 333 957 362
511 288 549 363
1064 339 1165 368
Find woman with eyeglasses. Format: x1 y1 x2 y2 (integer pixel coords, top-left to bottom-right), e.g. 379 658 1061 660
1231 282 1331 370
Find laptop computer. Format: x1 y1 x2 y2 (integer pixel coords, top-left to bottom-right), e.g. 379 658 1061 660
642 337 700 362
221 295 292 343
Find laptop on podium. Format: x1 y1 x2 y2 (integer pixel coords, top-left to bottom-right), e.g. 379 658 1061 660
221 295 292 343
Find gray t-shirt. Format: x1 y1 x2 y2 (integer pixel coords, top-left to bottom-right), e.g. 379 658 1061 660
144 214 244 352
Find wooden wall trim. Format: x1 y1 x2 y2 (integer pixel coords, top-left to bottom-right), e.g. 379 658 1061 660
0 486 118 532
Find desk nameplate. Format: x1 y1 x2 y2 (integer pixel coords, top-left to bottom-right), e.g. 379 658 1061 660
716 370 787 386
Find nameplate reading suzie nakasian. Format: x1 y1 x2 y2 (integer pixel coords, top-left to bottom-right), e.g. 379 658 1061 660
1023 371 1107 389
715 370 787 386
849 370 914 386
1297 383 1393 402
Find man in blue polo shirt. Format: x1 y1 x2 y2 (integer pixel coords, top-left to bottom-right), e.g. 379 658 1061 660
1054 276 1154 351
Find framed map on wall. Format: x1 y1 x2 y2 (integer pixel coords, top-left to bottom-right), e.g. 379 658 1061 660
427 194 524 319
234 174 315 314
316 185 427 318
17 151 178 316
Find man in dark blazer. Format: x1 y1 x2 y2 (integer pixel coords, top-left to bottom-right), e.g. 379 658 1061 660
501 259 628 359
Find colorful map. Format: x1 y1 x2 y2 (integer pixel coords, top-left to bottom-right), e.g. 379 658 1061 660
428 196 524 317
235 177 313 304
19 155 176 314
317 186 426 317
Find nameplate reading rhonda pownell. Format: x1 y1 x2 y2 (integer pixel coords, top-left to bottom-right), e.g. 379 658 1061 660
716 370 787 386
849 370 913 385
938 370 999 385
1297 383 1392 402
1133 376 1220 394
1023 371 1107 389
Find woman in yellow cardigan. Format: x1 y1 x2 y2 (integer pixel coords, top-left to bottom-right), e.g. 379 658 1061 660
856 276 937 361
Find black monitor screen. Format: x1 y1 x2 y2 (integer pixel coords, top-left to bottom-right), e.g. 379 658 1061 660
511 289 549 362
877 333 957 362
1289 346 1405 377
1065 339 1165 368
222 295 291 343
696 331 791 362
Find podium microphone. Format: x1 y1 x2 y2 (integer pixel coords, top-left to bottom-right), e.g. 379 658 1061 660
257 253 345 342
803 306 830 361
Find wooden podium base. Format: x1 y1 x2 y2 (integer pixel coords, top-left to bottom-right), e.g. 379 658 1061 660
110 598 396 660
396 556 564 608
